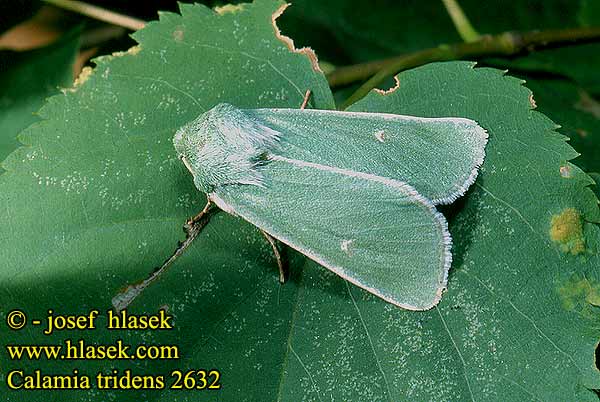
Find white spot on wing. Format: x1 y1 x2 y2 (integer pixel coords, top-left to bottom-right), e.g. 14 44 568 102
374 130 385 143
341 239 354 254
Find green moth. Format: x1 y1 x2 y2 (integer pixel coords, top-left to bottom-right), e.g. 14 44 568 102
173 102 487 310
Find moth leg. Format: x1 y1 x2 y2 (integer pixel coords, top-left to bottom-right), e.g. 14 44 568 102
300 89 312 110
260 230 287 283
186 199 214 228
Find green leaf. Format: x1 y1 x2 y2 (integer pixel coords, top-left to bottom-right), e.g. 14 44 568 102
1 1 599 401
0 30 79 170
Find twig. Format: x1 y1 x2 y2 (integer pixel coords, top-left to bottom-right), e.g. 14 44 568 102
331 26 600 109
80 25 127 48
112 201 218 310
441 0 480 42
42 0 146 31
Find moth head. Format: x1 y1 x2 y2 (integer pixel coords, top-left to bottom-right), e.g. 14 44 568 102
173 103 281 192
173 111 212 174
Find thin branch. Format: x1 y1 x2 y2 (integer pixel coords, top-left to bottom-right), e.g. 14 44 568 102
112 201 219 311
441 0 480 42
331 26 600 109
42 0 146 31
80 25 127 48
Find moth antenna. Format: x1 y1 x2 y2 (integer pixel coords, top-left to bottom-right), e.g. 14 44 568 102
300 89 312 110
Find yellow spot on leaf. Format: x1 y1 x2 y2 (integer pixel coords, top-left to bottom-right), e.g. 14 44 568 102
549 208 585 255
558 275 600 311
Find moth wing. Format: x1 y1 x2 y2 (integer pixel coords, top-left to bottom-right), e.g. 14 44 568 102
211 158 451 310
247 108 487 205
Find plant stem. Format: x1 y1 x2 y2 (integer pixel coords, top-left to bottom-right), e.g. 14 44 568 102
42 0 146 31
441 0 480 42
333 26 600 109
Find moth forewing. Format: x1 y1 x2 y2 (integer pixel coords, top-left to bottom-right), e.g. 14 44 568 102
246 108 488 205
173 103 487 310
209 157 452 310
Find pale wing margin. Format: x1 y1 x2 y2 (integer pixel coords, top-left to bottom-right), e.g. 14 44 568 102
247 108 488 205
210 156 452 310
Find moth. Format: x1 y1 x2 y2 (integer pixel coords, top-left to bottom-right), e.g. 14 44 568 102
172 94 487 310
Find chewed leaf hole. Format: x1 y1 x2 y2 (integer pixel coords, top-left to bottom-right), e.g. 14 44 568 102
528 93 537 108
374 75 400 95
271 3 321 72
